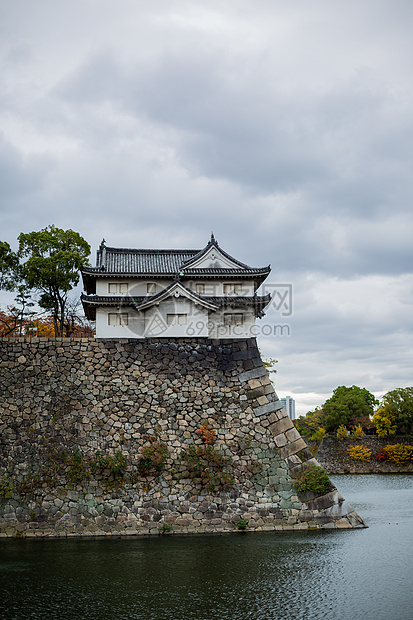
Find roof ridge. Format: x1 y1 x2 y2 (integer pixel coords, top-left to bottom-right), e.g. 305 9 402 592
103 247 200 254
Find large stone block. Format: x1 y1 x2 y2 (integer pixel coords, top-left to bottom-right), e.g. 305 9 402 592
278 438 308 459
268 416 294 436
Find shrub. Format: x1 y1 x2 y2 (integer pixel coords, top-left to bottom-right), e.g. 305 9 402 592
137 439 168 475
196 423 215 444
236 519 248 530
67 450 88 483
375 449 388 462
91 450 127 477
0 474 14 499
312 427 326 443
347 445 371 461
336 425 348 440
181 444 234 492
351 424 365 438
373 409 397 437
383 444 413 466
293 464 331 494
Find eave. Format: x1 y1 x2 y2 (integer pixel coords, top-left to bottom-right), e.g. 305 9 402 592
132 282 220 312
81 291 272 321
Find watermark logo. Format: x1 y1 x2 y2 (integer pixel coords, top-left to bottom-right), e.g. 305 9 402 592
262 283 293 317
145 309 168 337
114 281 293 338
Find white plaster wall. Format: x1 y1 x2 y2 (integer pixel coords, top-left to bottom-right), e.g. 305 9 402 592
143 298 210 338
95 301 258 340
95 277 255 298
96 279 171 296
208 308 256 339
183 280 254 296
95 308 145 338
186 247 241 270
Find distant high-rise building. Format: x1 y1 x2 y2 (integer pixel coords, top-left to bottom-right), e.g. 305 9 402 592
281 396 296 420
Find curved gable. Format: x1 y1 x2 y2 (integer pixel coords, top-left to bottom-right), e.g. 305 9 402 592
133 281 219 312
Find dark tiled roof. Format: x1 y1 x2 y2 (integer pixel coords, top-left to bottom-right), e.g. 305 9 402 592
181 235 251 269
81 291 271 320
81 294 146 305
81 293 271 308
204 295 271 306
81 237 271 296
97 248 199 274
180 268 270 275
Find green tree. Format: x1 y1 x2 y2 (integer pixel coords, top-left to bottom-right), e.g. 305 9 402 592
322 385 376 432
376 387 413 435
262 354 278 377
18 226 90 336
0 240 20 291
295 407 325 440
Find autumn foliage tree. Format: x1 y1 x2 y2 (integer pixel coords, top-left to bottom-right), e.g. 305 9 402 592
0 303 94 338
374 388 413 436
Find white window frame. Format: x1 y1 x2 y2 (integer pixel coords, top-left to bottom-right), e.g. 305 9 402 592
196 283 205 295
224 313 244 326
167 313 187 326
223 283 242 295
108 313 129 326
108 282 128 294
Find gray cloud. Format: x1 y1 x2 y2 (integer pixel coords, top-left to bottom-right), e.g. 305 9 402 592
0 0 412 414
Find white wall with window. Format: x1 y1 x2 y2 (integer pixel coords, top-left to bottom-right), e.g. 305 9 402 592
208 308 255 338
95 300 257 339
96 279 171 296
95 308 145 338
143 298 209 338
108 282 129 294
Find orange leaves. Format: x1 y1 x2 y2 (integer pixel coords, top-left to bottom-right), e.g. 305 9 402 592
196 423 215 444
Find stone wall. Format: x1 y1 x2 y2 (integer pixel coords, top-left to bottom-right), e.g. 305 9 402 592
0 337 366 537
317 436 413 474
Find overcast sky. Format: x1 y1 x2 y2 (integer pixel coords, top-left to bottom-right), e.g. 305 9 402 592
1 0 412 415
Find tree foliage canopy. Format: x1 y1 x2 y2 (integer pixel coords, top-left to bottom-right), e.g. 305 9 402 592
322 385 376 432
17 226 90 335
1 225 91 337
375 387 413 435
295 407 325 439
0 241 20 291
296 385 377 437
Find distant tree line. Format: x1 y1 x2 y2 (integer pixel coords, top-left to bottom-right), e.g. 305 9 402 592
0 225 92 337
295 385 413 439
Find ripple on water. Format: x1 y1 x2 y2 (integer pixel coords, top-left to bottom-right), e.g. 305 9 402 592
0 475 412 620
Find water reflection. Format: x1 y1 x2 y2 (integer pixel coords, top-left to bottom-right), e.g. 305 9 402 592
0 475 412 619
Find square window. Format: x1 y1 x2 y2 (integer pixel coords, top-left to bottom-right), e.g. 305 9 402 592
224 313 244 326
108 313 128 326
224 313 232 326
108 313 117 325
167 313 187 326
223 283 242 295
119 313 128 325
196 283 205 295
108 282 128 294
147 283 156 294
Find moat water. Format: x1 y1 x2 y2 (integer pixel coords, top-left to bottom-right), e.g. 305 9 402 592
0 475 412 620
